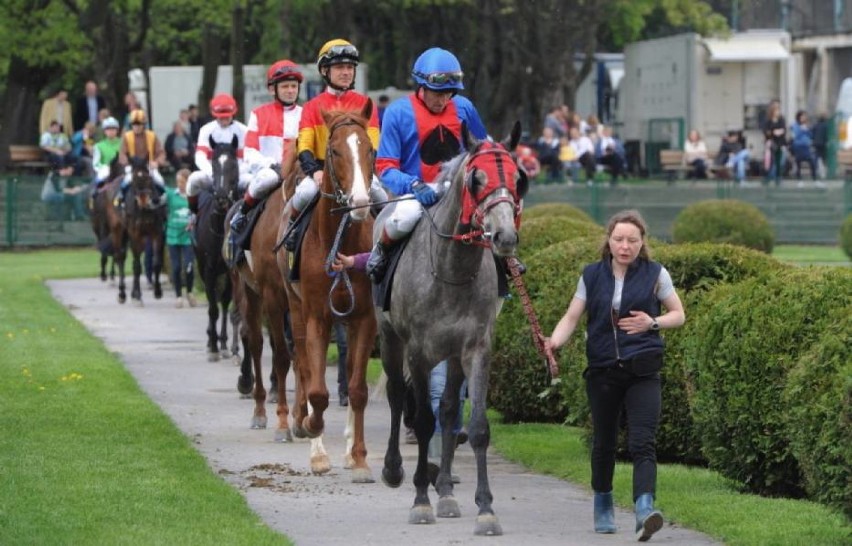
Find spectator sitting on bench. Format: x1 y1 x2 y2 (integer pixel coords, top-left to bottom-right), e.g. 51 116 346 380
41 170 87 221
595 125 626 186
715 130 750 184
40 121 75 177
683 129 708 179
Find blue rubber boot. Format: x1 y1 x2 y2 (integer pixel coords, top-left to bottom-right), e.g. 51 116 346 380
634 493 663 542
593 491 616 533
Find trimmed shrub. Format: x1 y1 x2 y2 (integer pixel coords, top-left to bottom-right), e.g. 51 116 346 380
685 267 852 497
783 306 852 517
519 216 604 258
523 202 596 224
491 236 600 424
841 213 852 259
672 199 775 253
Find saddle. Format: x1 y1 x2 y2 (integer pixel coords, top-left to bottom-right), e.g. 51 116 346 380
285 193 320 283
226 198 267 268
371 238 409 312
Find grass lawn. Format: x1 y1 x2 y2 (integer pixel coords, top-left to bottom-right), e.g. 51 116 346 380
772 244 849 264
2 248 849 545
0 249 291 546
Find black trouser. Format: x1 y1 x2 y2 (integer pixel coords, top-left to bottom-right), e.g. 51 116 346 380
585 365 661 501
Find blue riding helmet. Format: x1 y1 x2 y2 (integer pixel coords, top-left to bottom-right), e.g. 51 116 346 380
412 48 464 91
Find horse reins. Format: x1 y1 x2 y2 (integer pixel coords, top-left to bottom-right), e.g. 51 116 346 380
506 257 559 379
323 210 356 318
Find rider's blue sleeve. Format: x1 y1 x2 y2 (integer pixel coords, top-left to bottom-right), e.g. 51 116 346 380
376 103 419 196
455 96 488 141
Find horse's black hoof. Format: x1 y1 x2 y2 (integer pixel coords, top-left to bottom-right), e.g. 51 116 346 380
381 466 404 488
236 374 253 395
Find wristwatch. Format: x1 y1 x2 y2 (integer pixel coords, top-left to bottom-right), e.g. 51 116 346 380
650 318 660 331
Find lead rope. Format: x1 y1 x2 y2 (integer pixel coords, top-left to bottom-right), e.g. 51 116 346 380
506 256 559 379
324 214 355 318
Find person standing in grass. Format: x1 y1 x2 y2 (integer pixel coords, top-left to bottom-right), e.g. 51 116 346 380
542 209 685 541
166 169 196 308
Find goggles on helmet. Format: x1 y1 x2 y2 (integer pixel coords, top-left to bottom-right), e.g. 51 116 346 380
324 44 359 62
415 71 464 86
272 65 301 80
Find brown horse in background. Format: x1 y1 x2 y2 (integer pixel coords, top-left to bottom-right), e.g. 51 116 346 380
119 158 166 305
228 144 332 473
89 160 123 283
279 104 378 483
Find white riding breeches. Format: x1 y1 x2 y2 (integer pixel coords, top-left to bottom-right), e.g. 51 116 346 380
121 167 165 189
383 196 422 241
186 170 249 198
290 174 389 213
246 167 280 201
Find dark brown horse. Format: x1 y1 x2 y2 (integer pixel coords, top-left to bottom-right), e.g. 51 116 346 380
119 159 165 305
89 160 123 283
227 147 328 469
279 104 378 482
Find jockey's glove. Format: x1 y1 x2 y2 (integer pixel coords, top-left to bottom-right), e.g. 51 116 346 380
411 181 439 207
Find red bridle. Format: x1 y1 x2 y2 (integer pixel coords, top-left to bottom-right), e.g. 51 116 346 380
457 142 522 245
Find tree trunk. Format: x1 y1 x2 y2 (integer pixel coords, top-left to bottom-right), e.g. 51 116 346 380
231 3 245 122
199 26 223 118
0 55 50 169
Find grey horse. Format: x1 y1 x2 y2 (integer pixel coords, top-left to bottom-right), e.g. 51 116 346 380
377 122 527 536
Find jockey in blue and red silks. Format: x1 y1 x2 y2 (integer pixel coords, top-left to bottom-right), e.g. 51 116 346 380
367 47 488 283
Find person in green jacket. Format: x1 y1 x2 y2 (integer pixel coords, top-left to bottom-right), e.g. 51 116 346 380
91 116 122 190
166 168 196 308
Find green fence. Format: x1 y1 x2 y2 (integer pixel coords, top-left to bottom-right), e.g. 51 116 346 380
1 174 96 247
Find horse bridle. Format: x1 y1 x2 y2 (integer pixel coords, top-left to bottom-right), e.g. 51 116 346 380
320 118 374 207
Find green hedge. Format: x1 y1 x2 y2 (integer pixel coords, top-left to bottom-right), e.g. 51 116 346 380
672 199 775 253
685 267 852 497
650 243 786 463
492 236 600 424
783 306 852 517
519 216 604 258
841 213 852 259
522 202 596 224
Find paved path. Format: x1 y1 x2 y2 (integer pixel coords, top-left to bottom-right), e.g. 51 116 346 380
49 278 719 546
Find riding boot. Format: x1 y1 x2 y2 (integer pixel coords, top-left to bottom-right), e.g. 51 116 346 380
593 491 617 534
282 208 301 252
634 493 663 542
365 230 395 284
229 199 253 262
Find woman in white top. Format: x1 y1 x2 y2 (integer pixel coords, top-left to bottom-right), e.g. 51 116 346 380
683 129 709 179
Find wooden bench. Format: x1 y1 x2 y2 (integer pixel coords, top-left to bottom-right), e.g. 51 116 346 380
8 144 50 174
837 148 852 182
659 149 721 182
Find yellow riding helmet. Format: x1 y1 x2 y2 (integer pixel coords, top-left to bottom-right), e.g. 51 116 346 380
317 39 359 71
129 109 147 125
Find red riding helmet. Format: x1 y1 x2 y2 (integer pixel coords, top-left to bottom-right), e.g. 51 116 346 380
210 93 238 118
267 60 303 86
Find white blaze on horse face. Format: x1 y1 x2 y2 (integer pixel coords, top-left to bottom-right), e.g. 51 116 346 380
346 132 370 221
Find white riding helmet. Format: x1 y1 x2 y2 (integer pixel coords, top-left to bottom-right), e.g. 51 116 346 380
102 117 120 130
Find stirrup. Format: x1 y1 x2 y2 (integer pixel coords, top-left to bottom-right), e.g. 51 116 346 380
283 217 298 252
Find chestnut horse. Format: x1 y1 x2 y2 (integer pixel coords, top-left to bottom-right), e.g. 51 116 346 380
228 148 331 474
377 123 527 535
279 104 378 483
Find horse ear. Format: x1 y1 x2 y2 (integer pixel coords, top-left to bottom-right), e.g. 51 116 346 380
230 134 238 150
516 167 530 199
361 99 373 123
502 121 521 152
320 108 333 127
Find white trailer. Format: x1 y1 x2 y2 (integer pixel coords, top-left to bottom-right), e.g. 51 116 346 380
139 63 369 141
617 30 793 172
